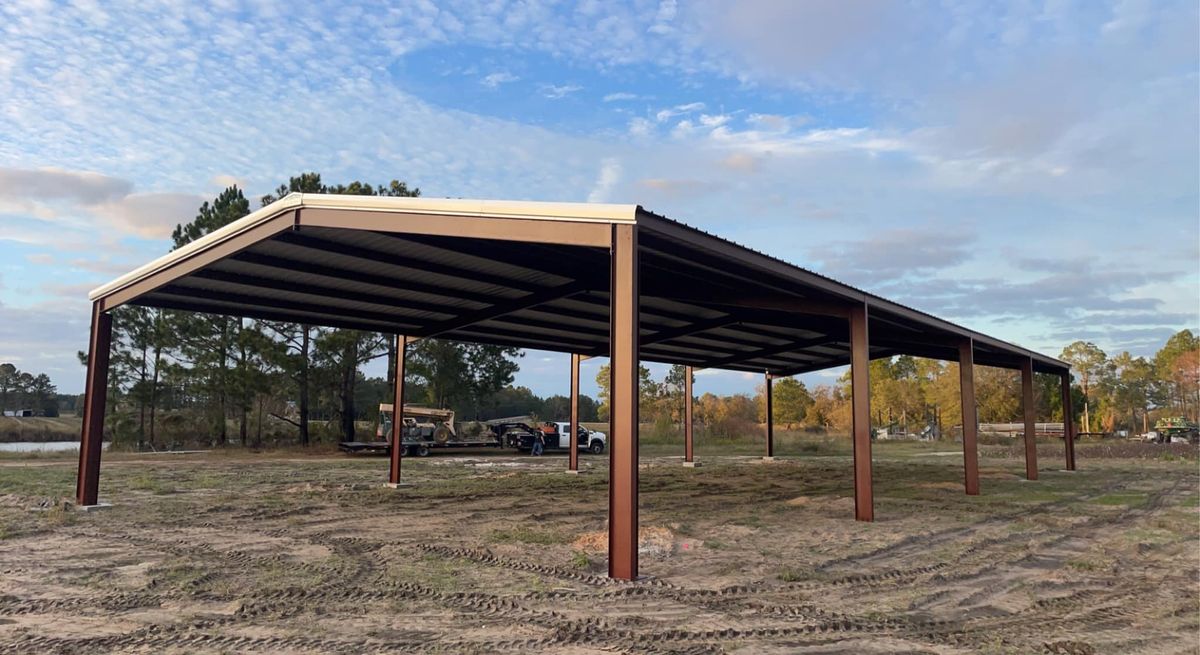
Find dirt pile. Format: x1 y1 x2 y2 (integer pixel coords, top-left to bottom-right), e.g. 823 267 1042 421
572 525 675 556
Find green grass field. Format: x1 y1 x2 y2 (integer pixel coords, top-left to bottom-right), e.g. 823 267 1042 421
0 415 82 442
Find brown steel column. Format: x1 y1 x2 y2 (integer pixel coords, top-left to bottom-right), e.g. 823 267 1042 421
764 373 774 458
569 353 580 472
849 303 874 521
608 223 639 580
388 335 408 485
1060 372 1076 470
1021 358 1038 480
959 339 980 495
684 365 694 463
76 302 112 506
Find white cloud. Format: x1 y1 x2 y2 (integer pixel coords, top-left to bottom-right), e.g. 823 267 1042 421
587 158 622 203
480 71 518 87
540 83 582 99
92 192 205 239
627 117 654 137
211 174 244 189
0 167 130 206
0 167 202 240
655 102 705 122
603 92 637 102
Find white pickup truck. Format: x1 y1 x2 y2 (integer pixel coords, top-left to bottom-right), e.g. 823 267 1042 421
498 421 606 454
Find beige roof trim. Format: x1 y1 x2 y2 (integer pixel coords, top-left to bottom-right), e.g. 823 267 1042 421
88 193 638 302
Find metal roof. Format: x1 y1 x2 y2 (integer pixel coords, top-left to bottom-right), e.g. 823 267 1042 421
88 193 1069 375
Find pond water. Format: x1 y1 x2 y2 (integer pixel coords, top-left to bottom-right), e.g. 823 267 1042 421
0 441 109 453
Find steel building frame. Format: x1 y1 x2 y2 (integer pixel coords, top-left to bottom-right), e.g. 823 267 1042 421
76 193 1076 580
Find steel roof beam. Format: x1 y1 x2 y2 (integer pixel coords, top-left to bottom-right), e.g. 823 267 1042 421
640 315 740 347
700 335 838 371
419 281 590 339
230 250 501 305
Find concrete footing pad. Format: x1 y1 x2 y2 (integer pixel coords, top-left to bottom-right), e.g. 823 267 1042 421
682 461 701 468
565 469 583 475
760 456 776 462
75 503 113 513
384 482 413 489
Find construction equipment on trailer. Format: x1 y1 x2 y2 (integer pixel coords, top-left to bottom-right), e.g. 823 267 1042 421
1151 416 1199 444
338 404 502 456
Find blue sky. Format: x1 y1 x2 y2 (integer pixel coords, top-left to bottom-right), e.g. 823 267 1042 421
0 0 1197 398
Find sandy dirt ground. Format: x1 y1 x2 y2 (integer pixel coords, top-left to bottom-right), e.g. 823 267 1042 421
0 444 1197 654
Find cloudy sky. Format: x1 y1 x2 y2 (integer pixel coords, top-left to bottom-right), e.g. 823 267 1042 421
1 0 1197 397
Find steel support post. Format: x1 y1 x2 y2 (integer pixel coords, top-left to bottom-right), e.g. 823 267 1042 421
849 303 874 521
608 223 639 580
684 366 694 463
76 302 112 507
1060 373 1076 470
569 353 580 472
388 335 408 485
959 339 980 495
1021 358 1038 480
765 373 774 458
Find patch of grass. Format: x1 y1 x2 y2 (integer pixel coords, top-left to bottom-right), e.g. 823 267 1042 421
149 561 209 591
1067 558 1101 572
778 567 809 582
0 466 75 496
1122 527 1174 545
1091 492 1147 507
72 569 120 589
176 472 224 490
489 526 570 545
705 538 727 550
732 513 764 528
570 550 591 569
128 473 175 495
390 554 468 593
42 502 76 527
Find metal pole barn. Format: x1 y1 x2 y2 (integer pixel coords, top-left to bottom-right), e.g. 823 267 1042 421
959 339 980 496
72 193 1075 579
1021 357 1038 480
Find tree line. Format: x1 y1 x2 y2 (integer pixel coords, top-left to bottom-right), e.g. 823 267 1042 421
1058 331 1199 433
593 330 1199 440
0 363 59 416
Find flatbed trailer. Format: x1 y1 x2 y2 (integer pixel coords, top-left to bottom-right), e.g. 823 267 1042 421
338 438 503 457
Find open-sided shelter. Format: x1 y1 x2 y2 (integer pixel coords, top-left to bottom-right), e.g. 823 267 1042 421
77 194 1076 580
